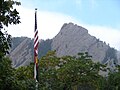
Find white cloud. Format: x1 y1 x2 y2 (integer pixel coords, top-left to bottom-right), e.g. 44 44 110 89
84 25 120 50
7 6 120 50
8 6 77 39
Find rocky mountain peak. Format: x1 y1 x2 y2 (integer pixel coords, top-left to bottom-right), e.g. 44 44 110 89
57 23 88 37
52 23 118 64
9 23 118 68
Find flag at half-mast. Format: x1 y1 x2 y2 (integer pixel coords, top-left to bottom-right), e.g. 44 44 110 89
34 8 39 81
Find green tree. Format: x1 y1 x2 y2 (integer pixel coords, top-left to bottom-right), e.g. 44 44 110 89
105 65 120 90
0 57 36 90
13 63 36 90
0 57 19 90
38 51 107 90
0 0 21 57
0 0 22 89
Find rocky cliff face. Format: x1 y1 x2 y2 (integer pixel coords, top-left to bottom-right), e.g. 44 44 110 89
52 23 118 64
9 22 118 67
9 37 52 68
9 37 32 67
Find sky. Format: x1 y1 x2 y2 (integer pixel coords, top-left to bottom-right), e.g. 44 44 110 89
8 0 120 50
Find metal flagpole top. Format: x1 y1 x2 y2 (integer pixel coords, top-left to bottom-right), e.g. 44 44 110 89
35 8 37 11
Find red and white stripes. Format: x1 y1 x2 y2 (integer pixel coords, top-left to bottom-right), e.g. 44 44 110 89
34 9 39 81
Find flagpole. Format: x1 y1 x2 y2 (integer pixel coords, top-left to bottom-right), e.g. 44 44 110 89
34 8 39 90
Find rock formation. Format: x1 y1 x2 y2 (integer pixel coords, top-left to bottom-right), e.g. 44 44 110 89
52 23 118 64
9 23 118 67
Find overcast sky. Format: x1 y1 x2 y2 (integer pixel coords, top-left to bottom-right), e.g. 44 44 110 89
8 0 120 50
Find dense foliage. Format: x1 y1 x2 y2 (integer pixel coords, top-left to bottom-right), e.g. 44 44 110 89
0 57 36 90
105 65 120 90
38 51 107 90
1 51 120 90
0 0 21 57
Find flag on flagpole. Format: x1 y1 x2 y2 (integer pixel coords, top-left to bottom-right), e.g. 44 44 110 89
34 8 39 82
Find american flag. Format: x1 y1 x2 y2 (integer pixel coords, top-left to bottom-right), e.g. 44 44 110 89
34 8 39 82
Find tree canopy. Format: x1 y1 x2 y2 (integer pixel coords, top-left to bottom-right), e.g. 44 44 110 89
1 51 120 90
38 51 107 90
0 0 21 57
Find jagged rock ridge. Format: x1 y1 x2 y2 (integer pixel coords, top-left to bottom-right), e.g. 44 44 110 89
52 23 118 64
9 23 118 67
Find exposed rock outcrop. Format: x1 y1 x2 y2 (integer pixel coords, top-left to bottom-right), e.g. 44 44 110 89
9 38 32 67
52 23 118 64
9 23 119 68
9 37 52 68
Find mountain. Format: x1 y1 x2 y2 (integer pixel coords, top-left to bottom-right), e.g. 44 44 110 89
9 37 52 68
10 37 32 67
9 22 119 68
52 23 118 64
